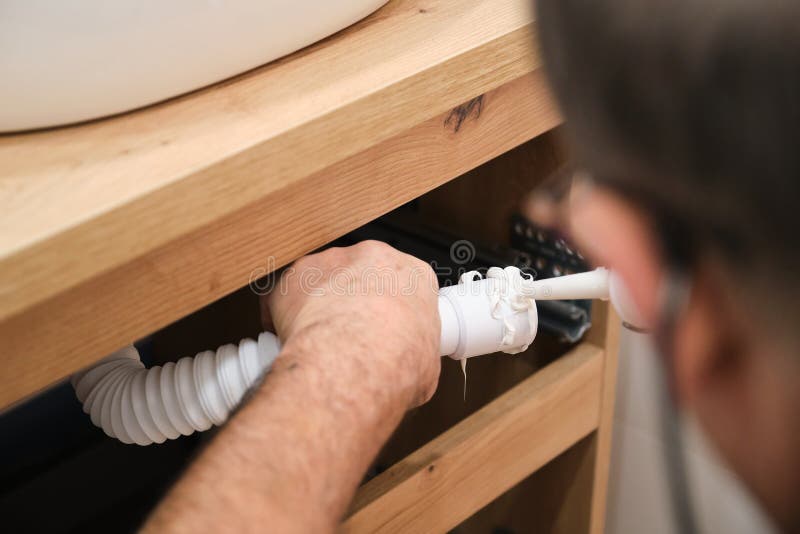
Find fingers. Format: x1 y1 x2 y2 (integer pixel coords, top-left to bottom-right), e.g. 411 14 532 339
259 294 274 332
263 241 442 411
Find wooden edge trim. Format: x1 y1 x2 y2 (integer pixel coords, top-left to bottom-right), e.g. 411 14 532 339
588 302 622 534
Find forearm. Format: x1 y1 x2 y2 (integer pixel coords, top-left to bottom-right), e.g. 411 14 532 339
143 336 408 533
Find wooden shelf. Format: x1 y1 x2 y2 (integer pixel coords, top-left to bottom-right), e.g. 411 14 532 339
0 0 560 408
344 342 604 533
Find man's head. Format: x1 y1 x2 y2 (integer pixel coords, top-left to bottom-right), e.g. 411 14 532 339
536 0 800 528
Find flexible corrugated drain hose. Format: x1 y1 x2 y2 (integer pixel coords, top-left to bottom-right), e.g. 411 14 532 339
71 333 281 445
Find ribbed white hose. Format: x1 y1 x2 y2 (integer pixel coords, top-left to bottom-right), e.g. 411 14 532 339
71 332 281 446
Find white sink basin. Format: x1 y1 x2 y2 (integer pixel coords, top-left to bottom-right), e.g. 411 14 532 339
0 0 388 132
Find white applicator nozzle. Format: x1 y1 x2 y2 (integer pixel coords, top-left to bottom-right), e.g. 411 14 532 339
525 267 645 329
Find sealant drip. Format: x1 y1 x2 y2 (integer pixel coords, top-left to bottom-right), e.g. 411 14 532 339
460 358 467 401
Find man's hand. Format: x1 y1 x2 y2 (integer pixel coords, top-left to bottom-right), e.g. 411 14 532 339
267 240 441 409
143 241 441 533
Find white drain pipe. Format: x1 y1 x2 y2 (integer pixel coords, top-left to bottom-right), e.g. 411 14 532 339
71 334 282 445
73 266 631 446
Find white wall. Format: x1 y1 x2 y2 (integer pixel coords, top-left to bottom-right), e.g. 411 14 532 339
605 331 777 534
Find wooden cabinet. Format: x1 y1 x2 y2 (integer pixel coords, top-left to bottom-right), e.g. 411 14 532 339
0 1 619 531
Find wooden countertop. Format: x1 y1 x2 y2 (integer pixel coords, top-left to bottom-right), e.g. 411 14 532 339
0 0 557 408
